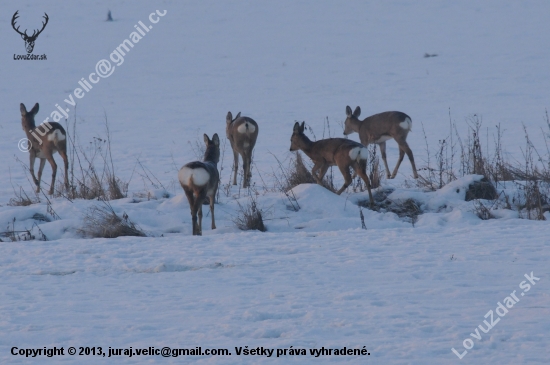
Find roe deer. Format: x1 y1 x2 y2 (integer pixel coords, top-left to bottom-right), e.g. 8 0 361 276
226 111 258 188
178 134 220 236
344 106 418 179
20 103 69 195
290 121 373 206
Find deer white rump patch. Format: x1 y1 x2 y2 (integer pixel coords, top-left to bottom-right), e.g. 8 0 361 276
237 122 256 134
399 117 412 131
47 129 66 142
374 135 393 143
349 146 369 161
178 167 210 186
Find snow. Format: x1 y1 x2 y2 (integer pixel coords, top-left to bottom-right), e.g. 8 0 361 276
0 0 549 363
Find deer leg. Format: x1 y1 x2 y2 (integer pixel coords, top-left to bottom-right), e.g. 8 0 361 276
183 188 197 235
242 151 250 188
232 150 239 185
198 204 203 236
354 161 374 208
29 153 39 187
45 156 58 195
209 192 216 230
193 189 207 236
35 158 46 193
335 164 353 195
58 147 69 190
400 141 418 179
311 163 329 185
317 164 330 182
391 147 406 179
311 162 322 184
246 151 253 188
378 141 391 179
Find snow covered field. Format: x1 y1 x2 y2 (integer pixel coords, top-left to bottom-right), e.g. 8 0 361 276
0 0 549 363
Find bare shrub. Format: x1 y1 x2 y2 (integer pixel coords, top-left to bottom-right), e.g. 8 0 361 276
483 123 515 185
284 152 316 190
61 110 128 201
507 124 550 220
465 115 486 176
78 201 146 238
232 194 266 232
417 113 513 191
8 186 38 206
359 207 367 230
417 114 459 191
418 111 550 220
7 166 40 206
367 144 382 189
270 156 299 212
471 199 498 220
0 218 47 241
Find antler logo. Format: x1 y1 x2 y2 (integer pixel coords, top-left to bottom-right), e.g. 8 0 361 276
11 11 49 54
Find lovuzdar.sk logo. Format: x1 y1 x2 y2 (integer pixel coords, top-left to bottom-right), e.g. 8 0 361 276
12 10 48 60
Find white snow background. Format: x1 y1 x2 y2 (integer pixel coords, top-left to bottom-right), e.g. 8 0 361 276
0 0 549 364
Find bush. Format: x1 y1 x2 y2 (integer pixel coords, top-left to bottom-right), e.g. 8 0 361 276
78 201 145 238
8 186 38 206
232 194 267 232
284 152 316 190
61 112 128 200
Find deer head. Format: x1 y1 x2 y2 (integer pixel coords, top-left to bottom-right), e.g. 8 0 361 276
343 106 362 135
290 121 307 151
12 11 49 54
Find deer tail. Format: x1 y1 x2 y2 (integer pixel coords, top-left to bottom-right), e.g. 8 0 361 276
48 129 66 149
349 146 369 163
400 117 412 131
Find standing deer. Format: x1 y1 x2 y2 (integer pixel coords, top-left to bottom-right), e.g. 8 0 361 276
290 121 373 206
344 106 418 179
226 111 258 188
178 134 220 236
20 103 69 195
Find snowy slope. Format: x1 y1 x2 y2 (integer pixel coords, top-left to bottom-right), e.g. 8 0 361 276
0 0 549 364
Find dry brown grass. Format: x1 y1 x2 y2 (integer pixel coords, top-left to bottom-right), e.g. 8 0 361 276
232 193 267 232
78 201 146 238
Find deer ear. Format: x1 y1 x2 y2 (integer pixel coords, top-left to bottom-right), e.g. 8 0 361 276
300 121 305 132
212 133 220 146
203 134 210 145
293 122 301 133
30 103 39 115
20 103 27 116
235 112 241 120
226 112 232 124
353 106 361 118
346 105 352 117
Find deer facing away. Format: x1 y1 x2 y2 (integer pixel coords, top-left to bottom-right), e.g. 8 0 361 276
20 103 69 195
226 112 258 188
344 106 418 179
290 121 373 206
178 134 220 236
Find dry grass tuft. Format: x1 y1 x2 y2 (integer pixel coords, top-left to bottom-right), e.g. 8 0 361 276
232 194 267 232
78 201 146 238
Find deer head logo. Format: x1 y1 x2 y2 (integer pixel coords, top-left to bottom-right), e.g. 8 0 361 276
12 11 49 54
